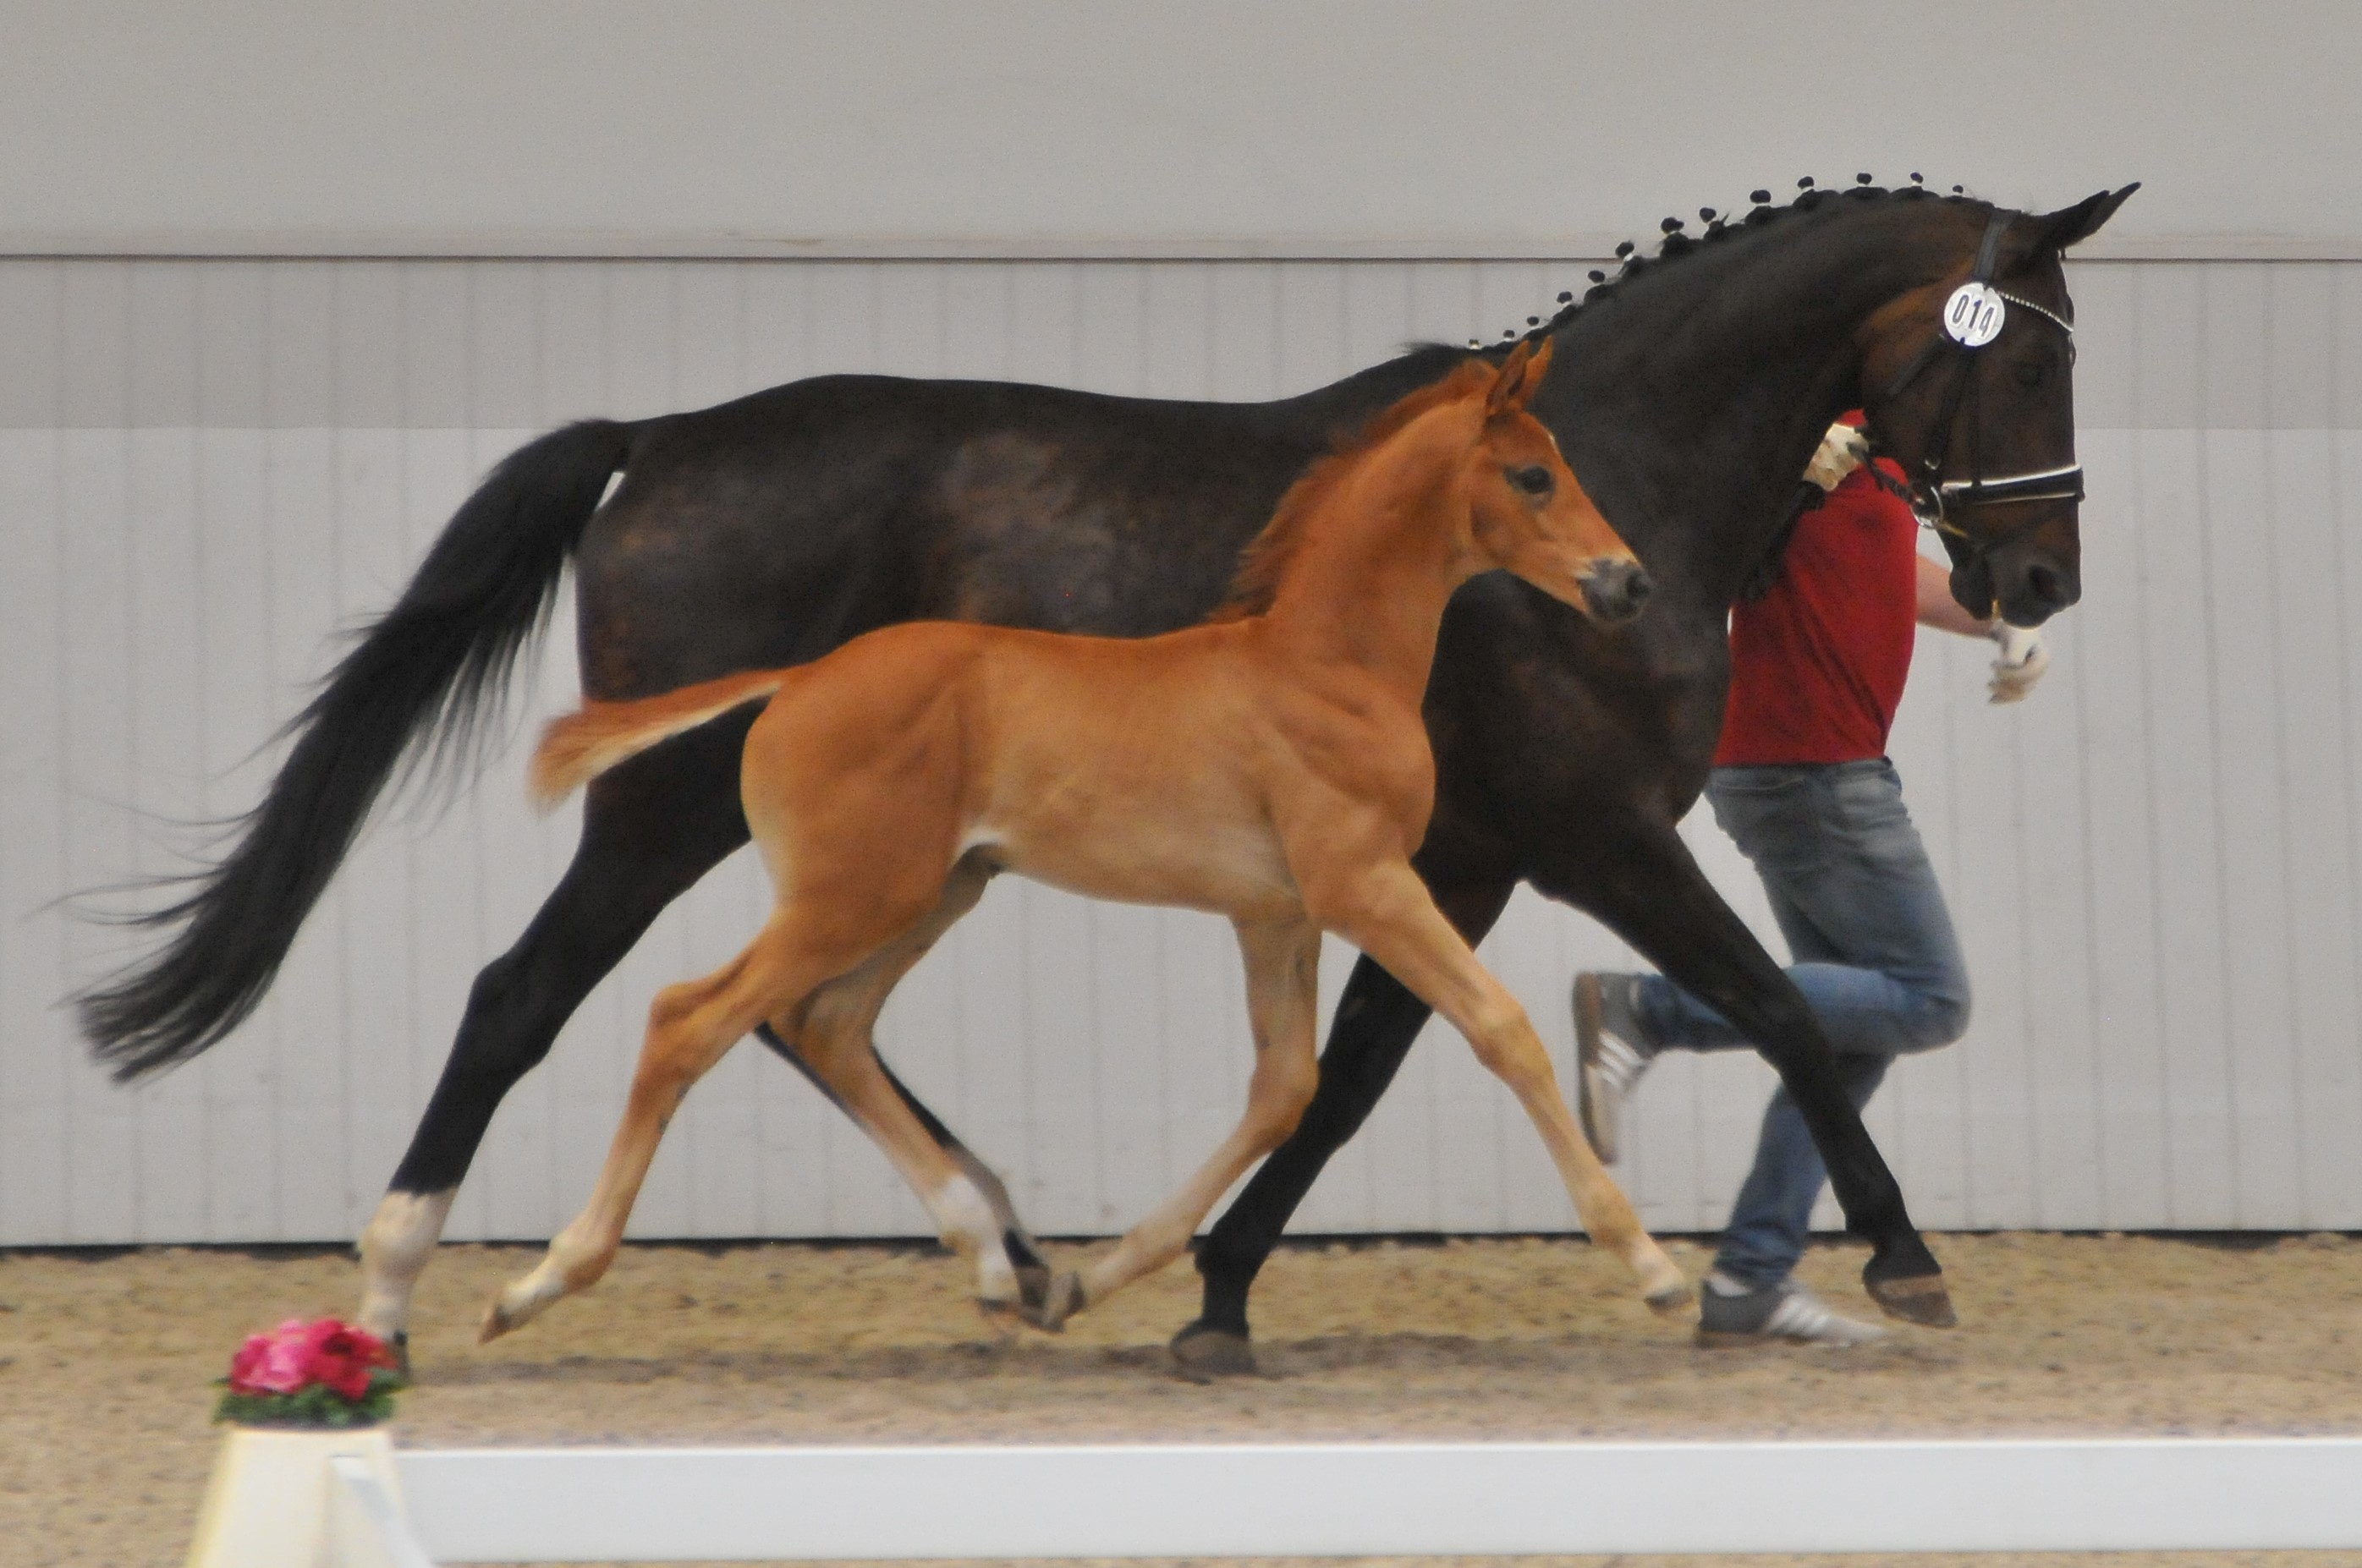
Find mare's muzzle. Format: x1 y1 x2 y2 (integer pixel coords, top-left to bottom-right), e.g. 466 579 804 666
1581 559 1653 624
1938 500 2081 626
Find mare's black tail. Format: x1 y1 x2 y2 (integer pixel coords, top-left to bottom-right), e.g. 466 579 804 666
76 419 635 1080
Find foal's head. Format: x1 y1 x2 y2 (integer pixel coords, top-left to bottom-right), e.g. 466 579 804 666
1459 340 1650 624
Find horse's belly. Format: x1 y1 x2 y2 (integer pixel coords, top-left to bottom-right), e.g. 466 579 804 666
986 814 1300 920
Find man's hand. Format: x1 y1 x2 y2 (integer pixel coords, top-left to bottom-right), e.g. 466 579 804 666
1804 421 1871 492
1987 623 2049 704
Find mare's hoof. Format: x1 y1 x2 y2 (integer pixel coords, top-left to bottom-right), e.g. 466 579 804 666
1169 1320 1258 1379
1018 1271 1085 1333
1644 1279 1695 1318
389 1330 412 1379
1865 1272 1957 1328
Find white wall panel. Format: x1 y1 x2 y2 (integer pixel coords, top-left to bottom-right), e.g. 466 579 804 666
3 256 2359 1249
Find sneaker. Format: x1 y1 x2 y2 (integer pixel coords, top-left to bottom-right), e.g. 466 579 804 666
1695 1270 1890 1347
1573 972 1653 1164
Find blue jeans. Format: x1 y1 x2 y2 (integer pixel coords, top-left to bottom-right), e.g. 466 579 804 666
1633 759 1969 1288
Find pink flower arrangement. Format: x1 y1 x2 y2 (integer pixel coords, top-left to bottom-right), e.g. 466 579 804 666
214 1318 404 1427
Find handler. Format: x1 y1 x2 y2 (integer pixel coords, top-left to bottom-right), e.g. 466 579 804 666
1574 417 2048 1346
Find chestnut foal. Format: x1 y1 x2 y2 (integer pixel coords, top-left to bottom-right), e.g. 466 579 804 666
481 342 1689 1340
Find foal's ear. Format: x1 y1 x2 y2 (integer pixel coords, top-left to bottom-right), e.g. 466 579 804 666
1486 337 1553 417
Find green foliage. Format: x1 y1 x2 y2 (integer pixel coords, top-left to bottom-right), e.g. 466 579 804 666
212 1368 406 1428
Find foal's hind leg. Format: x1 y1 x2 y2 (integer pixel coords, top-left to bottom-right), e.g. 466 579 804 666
481 907 883 1340
1033 918 1324 1329
774 857 1056 1319
1314 862 1690 1316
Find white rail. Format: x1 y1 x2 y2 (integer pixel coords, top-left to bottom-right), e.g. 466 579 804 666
364 1439 2362 1561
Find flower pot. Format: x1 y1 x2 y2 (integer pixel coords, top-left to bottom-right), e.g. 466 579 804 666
184 1424 405 1568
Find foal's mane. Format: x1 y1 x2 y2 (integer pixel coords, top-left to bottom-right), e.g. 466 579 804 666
1210 358 1497 622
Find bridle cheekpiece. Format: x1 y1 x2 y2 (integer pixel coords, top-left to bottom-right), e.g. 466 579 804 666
1876 210 2081 562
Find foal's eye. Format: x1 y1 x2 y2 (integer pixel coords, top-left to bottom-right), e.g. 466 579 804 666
1508 465 1555 497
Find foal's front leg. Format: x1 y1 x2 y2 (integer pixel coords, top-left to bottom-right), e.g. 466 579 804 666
1315 861 1691 1315
1034 918 1324 1328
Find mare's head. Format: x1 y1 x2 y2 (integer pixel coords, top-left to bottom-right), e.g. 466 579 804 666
1859 184 2139 625
1459 340 1651 623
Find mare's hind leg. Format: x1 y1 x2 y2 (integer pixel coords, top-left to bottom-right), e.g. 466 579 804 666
359 724 753 1351
480 904 893 1340
770 855 1055 1319
1033 918 1324 1329
1313 862 1690 1315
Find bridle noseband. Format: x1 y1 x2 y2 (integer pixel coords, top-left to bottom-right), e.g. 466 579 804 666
1876 210 2080 567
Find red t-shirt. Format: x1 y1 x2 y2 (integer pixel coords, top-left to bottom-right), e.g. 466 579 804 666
1714 458 1921 766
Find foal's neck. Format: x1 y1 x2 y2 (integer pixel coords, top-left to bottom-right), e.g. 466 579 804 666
1258 404 1478 699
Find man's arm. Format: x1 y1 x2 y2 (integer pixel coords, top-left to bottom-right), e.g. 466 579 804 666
1914 554 1993 635
1916 554 2049 704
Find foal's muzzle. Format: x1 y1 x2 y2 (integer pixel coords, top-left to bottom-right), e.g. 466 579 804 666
1580 559 1653 624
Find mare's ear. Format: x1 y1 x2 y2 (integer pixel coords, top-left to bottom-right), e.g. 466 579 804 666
1486 337 1552 416
2029 184 2140 254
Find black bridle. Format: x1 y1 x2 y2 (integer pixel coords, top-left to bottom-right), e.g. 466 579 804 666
1876 210 2081 573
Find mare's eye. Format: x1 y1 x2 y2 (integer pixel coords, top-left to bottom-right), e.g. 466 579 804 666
1508 465 1555 497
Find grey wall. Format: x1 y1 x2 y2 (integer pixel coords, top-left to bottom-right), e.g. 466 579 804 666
2 3 2354 259
4 255 2359 1247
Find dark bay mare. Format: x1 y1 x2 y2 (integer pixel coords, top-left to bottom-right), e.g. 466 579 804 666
78 180 2135 1364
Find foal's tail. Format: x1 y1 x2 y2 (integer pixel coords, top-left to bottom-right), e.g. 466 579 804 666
530 671 789 811
77 419 635 1080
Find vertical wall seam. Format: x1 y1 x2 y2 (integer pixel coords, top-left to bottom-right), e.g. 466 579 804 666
2192 271 2242 1225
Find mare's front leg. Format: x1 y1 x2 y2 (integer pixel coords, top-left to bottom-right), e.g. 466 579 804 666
1530 828 1951 1325
1311 861 1690 1315
1034 918 1325 1328
358 722 752 1356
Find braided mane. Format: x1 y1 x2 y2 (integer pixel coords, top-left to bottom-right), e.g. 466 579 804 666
1478 175 1980 353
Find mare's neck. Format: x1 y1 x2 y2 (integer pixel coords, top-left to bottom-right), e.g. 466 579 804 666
1258 408 1475 700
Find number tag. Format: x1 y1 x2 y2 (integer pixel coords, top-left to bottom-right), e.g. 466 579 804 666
1942 282 2007 348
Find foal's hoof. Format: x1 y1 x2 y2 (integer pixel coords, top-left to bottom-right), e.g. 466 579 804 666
387 1331 412 1379
478 1297 526 1344
1866 1272 1957 1328
1018 1271 1085 1333
1014 1259 1057 1319
1169 1320 1258 1379
1644 1278 1695 1318
975 1297 1024 1339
